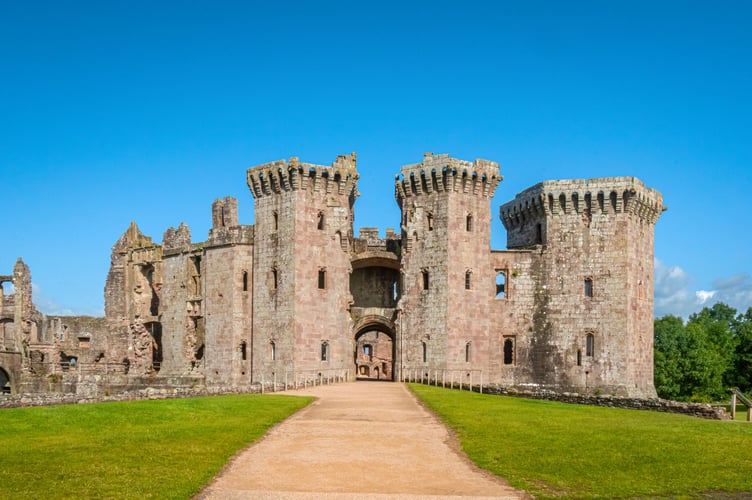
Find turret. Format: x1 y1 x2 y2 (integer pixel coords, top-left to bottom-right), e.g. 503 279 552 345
499 176 665 397
395 153 502 377
246 154 359 386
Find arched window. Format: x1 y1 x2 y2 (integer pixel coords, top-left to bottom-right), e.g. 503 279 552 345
270 341 276 361
586 334 595 357
317 212 325 230
465 342 472 363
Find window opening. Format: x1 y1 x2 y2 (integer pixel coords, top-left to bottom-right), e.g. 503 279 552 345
427 213 434 231
586 334 595 357
240 341 247 361
270 341 276 360
584 278 593 297
496 271 507 298
465 271 472 290
242 271 248 292
321 341 329 362
536 223 543 244
466 214 473 231
422 270 429 290
318 269 326 289
422 341 427 363
503 337 515 365
317 212 325 230
364 344 372 361
577 349 582 366
272 211 278 231
465 342 472 363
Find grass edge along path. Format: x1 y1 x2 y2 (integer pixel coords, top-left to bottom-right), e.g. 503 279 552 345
409 383 752 499
0 393 313 499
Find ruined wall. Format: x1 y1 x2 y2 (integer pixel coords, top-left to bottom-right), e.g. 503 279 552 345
203 198 254 388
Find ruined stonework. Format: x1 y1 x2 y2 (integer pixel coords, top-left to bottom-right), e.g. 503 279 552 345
0 152 664 398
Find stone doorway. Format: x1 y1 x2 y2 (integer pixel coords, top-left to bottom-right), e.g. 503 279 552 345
354 328 394 381
0 366 10 394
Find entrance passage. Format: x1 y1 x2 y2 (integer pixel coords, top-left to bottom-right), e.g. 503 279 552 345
0 367 10 394
354 329 394 381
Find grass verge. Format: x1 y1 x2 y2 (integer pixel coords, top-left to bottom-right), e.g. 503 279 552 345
409 384 752 499
0 394 312 499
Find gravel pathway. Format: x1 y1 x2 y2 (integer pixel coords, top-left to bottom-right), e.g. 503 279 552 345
198 381 526 499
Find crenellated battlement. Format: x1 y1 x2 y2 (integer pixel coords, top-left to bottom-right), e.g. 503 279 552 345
246 153 359 199
394 152 502 203
500 176 666 231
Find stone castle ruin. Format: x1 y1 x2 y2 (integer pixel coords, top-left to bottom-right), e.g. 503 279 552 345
0 152 665 399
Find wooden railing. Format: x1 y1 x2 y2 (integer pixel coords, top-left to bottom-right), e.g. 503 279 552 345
728 387 752 422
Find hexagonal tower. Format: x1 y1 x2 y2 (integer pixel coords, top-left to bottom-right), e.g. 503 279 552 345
396 153 502 378
500 177 665 397
247 154 359 386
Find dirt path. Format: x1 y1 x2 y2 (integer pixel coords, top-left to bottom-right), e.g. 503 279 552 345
199 381 526 499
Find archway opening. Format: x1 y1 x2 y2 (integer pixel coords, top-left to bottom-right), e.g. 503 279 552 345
354 326 395 382
0 366 10 394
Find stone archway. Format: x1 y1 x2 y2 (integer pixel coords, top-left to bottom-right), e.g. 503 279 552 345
0 366 10 394
353 316 396 381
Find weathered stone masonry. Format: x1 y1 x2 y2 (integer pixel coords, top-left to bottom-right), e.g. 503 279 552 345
0 152 665 399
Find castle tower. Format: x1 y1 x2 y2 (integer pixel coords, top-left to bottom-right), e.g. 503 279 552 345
396 153 502 378
202 196 255 387
499 177 665 397
247 154 359 386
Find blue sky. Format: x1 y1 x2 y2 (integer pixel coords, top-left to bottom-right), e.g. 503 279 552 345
1 1 750 318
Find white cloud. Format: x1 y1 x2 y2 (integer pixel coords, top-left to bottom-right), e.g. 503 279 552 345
695 290 716 304
708 273 752 314
654 259 701 318
654 260 752 318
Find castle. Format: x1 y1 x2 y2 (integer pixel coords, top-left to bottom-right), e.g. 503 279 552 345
0 152 665 399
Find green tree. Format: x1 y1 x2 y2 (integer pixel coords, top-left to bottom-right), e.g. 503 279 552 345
654 315 685 400
732 307 752 393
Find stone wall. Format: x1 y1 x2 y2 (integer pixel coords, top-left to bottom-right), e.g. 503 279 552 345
481 384 731 420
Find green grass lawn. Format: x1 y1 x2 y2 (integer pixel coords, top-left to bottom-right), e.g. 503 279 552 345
0 394 312 499
409 384 752 499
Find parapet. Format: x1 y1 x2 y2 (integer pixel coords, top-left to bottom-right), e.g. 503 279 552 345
500 176 666 231
246 153 359 199
395 152 502 202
